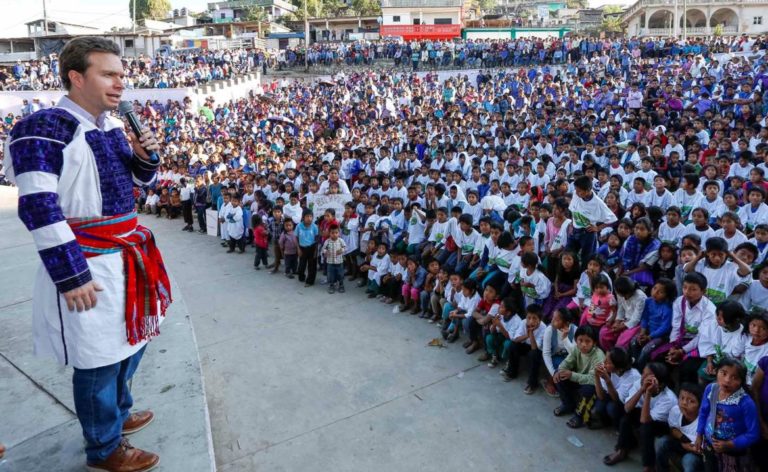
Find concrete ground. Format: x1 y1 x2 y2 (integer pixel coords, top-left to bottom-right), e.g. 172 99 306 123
0 187 215 472
0 180 641 471
150 216 641 472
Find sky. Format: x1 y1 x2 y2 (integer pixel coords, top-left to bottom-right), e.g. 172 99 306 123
0 0 211 37
1 0 634 38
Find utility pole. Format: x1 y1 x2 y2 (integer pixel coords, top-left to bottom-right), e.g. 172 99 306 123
682 0 687 40
42 0 48 35
132 0 137 34
304 0 309 71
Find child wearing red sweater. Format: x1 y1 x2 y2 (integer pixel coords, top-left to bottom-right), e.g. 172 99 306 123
253 214 269 270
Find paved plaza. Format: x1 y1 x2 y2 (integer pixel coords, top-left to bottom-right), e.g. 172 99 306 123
0 187 638 471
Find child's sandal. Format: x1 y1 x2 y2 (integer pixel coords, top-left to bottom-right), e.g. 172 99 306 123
566 415 584 429
553 405 568 417
523 385 535 395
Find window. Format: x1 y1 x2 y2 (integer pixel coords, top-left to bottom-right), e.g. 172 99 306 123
220 13 226 19
434 18 453 24
754 16 763 25
124 39 134 48
413 18 420 25
392 15 400 22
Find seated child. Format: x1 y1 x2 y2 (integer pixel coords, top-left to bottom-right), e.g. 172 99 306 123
654 383 704 472
697 300 746 384
600 276 647 351
593 347 641 430
503 304 547 395
446 279 480 343
665 272 717 384
604 362 677 467
542 307 578 396
580 274 616 329
630 278 676 370
553 325 605 429
465 284 500 355
485 297 522 368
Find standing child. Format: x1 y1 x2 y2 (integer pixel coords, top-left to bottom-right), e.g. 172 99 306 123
218 193 231 247
321 224 347 294
340 202 360 280
226 194 245 253
296 210 319 287
279 220 299 278
252 215 269 268
567 176 618 268
268 206 285 274
695 358 761 471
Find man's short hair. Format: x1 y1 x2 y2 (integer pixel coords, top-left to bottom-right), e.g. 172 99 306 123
59 37 121 90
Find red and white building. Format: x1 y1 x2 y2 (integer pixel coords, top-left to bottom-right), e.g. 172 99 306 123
379 0 463 41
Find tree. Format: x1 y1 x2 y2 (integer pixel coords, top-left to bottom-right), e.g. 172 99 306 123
351 0 381 16
243 5 268 22
566 0 587 9
601 5 624 33
129 0 172 21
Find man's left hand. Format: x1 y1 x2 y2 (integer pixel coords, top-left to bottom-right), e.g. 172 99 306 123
127 129 160 161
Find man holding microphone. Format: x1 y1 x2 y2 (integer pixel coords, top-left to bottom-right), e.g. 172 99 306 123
4 37 171 472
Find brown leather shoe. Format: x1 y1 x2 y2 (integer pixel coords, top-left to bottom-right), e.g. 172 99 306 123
122 410 154 435
87 438 159 472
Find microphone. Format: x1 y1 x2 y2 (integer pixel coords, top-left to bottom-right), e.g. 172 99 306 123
118 100 160 165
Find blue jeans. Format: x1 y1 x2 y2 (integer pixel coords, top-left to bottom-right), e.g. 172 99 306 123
73 346 146 463
566 228 598 269
327 262 344 287
655 436 703 472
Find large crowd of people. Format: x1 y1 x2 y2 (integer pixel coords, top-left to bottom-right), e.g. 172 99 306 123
0 47 266 91
4 33 768 471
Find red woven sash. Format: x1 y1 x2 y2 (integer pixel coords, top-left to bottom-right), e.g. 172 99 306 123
68 212 172 345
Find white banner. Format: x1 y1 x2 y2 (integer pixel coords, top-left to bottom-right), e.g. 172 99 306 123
206 209 219 236
311 194 352 219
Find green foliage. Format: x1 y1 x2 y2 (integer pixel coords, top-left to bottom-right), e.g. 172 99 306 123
243 5 268 22
129 0 172 21
351 0 381 16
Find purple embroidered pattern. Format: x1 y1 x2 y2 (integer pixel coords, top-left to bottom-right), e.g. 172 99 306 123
18 192 65 231
39 240 92 292
9 108 79 177
85 129 135 216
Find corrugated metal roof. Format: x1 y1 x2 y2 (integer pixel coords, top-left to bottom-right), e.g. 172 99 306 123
382 0 463 8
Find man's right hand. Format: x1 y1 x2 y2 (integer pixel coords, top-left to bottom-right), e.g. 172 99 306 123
63 281 104 312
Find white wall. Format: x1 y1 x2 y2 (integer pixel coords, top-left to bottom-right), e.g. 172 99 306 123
0 73 262 116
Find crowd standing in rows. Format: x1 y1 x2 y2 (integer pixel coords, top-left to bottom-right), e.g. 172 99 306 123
4 33 768 471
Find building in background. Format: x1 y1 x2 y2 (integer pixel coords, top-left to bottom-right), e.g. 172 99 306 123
206 0 296 23
622 0 768 36
379 0 463 40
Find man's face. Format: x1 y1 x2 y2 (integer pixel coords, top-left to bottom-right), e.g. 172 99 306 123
71 52 125 113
